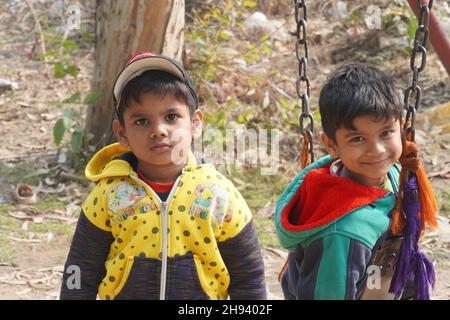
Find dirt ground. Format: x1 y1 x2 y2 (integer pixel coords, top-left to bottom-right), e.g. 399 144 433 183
0 0 449 300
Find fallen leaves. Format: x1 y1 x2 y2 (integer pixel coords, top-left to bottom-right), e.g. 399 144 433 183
255 203 276 218
8 209 78 224
0 265 63 299
7 236 42 243
429 167 450 179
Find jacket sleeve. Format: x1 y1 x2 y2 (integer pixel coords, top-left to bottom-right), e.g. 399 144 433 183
215 181 266 299
296 234 371 300
60 210 114 300
218 220 267 299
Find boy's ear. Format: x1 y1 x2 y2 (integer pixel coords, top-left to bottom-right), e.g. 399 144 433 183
320 132 338 158
112 120 129 147
192 110 204 138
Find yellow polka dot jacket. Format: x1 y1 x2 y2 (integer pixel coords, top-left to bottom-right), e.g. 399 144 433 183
60 144 266 300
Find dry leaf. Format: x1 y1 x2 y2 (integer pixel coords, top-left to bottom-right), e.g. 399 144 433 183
8 236 41 243
21 221 29 231
429 167 450 178
255 203 275 218
33 216 44 224
46 232 54 243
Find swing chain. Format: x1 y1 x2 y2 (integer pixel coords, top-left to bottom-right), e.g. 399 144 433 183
404 0 433 141
294 0 314 162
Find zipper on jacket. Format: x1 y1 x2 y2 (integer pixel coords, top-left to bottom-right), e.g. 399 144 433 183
130 172 183 300
160 201 168 300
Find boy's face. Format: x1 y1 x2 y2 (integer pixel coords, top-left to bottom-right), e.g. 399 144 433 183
321 115 402 187
113 92 203 169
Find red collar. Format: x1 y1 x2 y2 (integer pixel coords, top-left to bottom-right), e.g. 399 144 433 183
137 170 174 193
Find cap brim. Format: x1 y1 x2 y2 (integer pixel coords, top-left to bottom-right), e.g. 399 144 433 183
113 56 185 102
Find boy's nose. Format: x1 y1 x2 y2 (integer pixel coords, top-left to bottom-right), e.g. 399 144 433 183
368 140 386 156
150 122 168 138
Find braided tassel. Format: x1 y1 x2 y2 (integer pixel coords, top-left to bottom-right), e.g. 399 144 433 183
389 175 435 299
390 140 438 236
389 138 438 299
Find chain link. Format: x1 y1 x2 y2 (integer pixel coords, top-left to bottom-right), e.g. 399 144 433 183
403 0 433 141
294 0 314 163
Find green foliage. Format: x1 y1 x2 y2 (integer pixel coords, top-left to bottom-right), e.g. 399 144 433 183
226 164 294 248
254 217 279 248
185 0 274 131
63 91 81 104
185 1 306 160
29 11 96 166
345 9 364 24
83 90 103 105
0 161 42 185
53 118 65 146
436 190 450 218
53 90 102 157
381 3 417 44
403 4 418 43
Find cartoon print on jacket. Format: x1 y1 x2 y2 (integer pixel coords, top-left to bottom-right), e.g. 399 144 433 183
107 182 146 214
189 184 233 228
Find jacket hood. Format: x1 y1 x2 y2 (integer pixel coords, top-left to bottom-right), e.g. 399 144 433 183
85 143 197 182
275 155 399 250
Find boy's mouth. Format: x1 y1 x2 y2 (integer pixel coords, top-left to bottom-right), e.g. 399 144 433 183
150 143 172 152
361 157 390 168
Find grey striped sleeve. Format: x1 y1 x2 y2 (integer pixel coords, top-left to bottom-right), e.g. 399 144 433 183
346 239 372 299
60 211 114 300
218 220 267 299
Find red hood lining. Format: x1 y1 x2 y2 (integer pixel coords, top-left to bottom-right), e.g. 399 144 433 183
281 165 387 232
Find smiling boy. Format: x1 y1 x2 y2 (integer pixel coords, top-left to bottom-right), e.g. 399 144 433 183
275 64 407 299
60 52 266 300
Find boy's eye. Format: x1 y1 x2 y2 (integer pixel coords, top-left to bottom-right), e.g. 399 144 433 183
166 114 178 121
349 136 364 143
381 130 394 137
135 119 149 126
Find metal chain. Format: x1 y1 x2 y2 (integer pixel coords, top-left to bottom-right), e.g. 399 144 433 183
294 0 314 163
403 0 433 141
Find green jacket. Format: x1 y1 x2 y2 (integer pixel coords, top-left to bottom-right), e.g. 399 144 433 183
275 155 400 299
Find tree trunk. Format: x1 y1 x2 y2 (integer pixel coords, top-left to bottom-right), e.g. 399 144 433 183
86 0 185 149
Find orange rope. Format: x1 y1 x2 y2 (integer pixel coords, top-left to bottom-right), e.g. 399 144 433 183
300 131 312 169
278 259 289 283
390 139 438 236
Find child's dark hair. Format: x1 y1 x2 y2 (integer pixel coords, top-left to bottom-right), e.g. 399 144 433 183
319 63 403 142
117 70 197 125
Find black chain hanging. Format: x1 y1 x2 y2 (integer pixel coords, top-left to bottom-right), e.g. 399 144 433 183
294 0 314 165
403 0 433 142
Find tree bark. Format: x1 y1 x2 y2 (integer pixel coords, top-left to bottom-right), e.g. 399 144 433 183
86 0 185 149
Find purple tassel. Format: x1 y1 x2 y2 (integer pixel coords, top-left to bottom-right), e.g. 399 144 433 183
389 174 435 300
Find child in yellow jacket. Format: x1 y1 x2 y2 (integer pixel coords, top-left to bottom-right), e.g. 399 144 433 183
60 52 266 300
